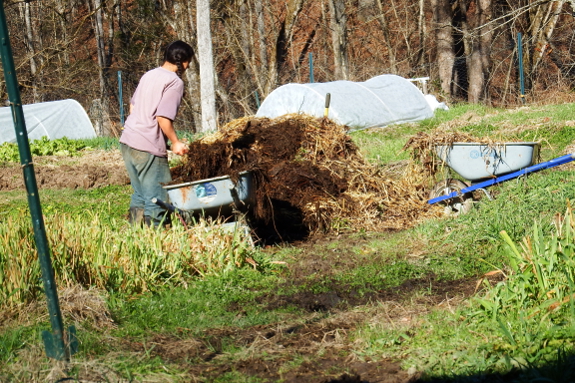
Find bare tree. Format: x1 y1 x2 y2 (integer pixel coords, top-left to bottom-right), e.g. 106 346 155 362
431 0 454 97
375 0 396 74
467 0 493 103
531 0 565 75
255 0 268 90
92 0 112 135
6 0 575 125
415 0 426 69
328 0 349 80
267 0 304 93
21 0 39 101
197 0 218 131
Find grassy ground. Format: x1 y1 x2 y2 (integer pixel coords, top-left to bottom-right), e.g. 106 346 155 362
3 103 575 382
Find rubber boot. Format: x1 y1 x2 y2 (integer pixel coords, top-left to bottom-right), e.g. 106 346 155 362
128 207 144 226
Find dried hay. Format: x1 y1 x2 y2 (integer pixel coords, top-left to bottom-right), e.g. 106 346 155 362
57 285 116 328
0 285 115 329
403 130 477 177
563 142 575 171
402 127 534 178
172 114 440 237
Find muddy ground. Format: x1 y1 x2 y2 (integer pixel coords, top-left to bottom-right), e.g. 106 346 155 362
0 150 481 382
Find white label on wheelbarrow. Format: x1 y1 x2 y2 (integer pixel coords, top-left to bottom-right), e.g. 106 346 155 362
194 182 218 203
470 150 481 159
470 149 496 159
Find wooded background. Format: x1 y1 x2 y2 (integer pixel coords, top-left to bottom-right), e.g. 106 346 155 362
3 0 575 133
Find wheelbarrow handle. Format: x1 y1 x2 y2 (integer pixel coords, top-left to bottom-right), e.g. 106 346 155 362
428 153 575 205
152 198 179 214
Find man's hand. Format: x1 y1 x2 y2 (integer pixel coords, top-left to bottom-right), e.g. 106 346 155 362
171 141 189 156
157 116 189 156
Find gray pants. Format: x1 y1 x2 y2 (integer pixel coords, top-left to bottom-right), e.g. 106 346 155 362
121 143 171 224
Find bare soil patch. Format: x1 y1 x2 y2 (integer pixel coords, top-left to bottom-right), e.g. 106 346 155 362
121 311 420 383
0 149 129 191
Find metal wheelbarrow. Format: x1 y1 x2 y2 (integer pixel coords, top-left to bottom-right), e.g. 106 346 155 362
427 142 575 214
153 171 254 227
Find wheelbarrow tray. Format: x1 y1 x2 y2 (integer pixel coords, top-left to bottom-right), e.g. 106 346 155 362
163 171 253 218
435 142 539 181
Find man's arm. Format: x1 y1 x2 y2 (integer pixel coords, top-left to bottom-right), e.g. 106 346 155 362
157 116 189 156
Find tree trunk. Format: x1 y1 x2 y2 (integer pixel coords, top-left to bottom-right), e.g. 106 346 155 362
161 0 201 131
431 0 454 97
22 0 39 101
467 0 493 103
254 0 268 94
532 0 565 75
93 0 111 136
196 0 218 132
375 0 397 74
267 0 304 94
58 4 70 67
415 0 426 68
328 0 348 80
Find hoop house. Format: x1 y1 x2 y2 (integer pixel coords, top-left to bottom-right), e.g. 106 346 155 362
256 74 440 131
0 99 96 144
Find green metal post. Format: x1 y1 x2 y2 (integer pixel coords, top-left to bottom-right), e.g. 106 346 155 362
118 71 125 126
254 90 260 109
518 32 526 105
309 52 314 83
0 0 75 361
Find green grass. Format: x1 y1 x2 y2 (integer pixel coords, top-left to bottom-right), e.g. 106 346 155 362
5 102 575 381
0 184 131 219
109 269 292 338
0 326 28 363
346 103 575 379
351 125 420 164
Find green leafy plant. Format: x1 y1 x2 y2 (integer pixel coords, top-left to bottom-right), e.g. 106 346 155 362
480 203 575 320
0 136 87 162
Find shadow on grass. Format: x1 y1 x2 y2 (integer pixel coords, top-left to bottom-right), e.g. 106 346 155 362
413 349 575 383
320 349 575 383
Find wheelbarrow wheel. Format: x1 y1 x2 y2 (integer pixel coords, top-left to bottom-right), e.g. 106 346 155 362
429 179 473 216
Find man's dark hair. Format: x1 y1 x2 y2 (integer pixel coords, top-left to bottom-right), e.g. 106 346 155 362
164 40 194 78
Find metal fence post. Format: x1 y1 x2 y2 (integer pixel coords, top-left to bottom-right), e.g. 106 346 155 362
118 71 124 126
0 0 76 361
518 32 526 105
309 52 314 83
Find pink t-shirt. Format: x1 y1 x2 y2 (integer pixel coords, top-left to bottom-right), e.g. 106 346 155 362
120 67 184 157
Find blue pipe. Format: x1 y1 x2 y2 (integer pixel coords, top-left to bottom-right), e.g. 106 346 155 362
428 153 575 205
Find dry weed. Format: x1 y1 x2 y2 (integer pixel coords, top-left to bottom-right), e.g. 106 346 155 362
0 285 114 330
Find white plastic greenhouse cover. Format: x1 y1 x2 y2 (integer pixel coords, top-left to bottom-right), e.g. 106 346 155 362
256 74 439 131
0 99 96 144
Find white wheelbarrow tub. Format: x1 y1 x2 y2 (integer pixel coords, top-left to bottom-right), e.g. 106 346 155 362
435 142 540 181
163 171 253 218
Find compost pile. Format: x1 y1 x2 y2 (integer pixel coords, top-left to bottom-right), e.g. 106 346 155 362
171 114 438 239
